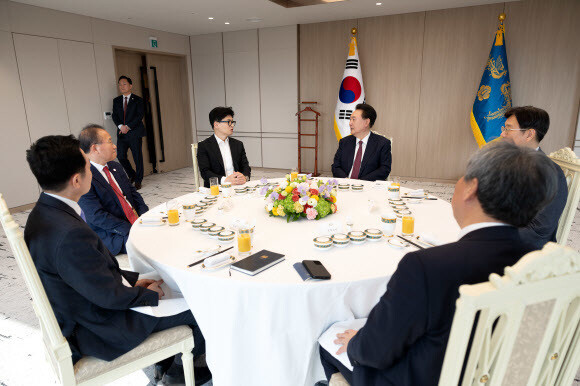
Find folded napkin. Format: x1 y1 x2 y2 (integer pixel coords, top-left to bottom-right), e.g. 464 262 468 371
141 214 164 223
417 232 443 246
204 252 231 268
318 318 368 371
198 187 210 194
408 189 425 196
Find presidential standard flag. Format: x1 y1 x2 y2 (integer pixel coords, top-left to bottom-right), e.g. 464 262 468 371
470 13 512 148
334 35 365 141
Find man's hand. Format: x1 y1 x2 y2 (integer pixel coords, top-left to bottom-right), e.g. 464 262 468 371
334 329 358 355
224 174 237 184
120 125 130 134
232 172 246 185
146 279 165 300
135 279 155 288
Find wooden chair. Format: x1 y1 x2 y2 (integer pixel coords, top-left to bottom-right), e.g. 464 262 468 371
0 193 196 385
191 143 201 191
370 130 393 181
548 147 580 245
439 242 580 385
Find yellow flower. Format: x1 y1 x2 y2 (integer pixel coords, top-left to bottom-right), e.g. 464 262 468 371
294 202 304 213
277 205 285 216
285 186 293 193
311 195 319 201
275 187 281 193
271 207 278 216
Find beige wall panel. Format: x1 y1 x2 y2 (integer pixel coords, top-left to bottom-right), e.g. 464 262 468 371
94 43 118 138
190 33 226 133
358 12 425 178
0 0 10 32
299 19 357 173
58 40 103 136
259 26 298 135
91 18 189 55
0 31 39 207
262 138 298 169
8 1 92 42
13 34 70 140
233 135 262 167
416 3 504 180
223 30 261 134
505 0 580 153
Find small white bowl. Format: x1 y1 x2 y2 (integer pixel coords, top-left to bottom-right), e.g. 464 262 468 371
332 233 350 247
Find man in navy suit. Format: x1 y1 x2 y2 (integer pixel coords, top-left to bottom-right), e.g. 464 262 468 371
500 106 568 249
331 103 391 181
24 135 209 384
112 75 146 190
197 106 251 188
78 124 148 256
318 142 558 385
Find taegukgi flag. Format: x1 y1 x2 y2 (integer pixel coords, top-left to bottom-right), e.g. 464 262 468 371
470 13 512 148
334 35 365 141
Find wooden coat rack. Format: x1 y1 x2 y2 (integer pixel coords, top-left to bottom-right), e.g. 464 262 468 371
296 102 321 176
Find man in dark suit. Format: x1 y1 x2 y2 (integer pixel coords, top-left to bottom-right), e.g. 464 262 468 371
24 135 210 384
112 75 146 190
318 142 558 386
197 106 251 188
331 103 391 181
78 124 148 256
500 106 568 249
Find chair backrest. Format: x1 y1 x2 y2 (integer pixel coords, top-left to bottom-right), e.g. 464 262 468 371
0 194 74 383
439 242 580 386
548 147 580 245
191 143 200 191
371 131 393 180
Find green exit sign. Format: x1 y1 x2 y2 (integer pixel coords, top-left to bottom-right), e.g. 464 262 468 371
149 37 158 49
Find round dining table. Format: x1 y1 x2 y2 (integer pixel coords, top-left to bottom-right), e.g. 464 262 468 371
127 177 460 386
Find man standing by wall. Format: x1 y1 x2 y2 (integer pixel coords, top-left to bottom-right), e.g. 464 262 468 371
112 75 146 190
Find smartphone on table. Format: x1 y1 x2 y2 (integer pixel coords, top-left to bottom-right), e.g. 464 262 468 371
302 260 331 280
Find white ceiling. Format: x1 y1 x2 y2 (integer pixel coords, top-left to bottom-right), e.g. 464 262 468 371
11 0 512 36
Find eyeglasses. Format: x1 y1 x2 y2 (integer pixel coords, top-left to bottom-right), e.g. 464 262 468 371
219 120 236 127
501 126 528 133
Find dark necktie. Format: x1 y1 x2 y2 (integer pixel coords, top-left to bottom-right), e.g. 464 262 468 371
123 96 128 125
350 140 364 180
103 166 138 224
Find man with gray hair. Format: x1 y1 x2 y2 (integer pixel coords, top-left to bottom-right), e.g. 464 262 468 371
318 142 558 386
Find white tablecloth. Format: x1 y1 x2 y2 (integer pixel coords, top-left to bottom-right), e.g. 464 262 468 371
127 178 460 386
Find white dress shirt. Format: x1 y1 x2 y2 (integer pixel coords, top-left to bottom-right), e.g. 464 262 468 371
117 93 132 130
215 134 235 184
348 132 371 178
44 192 82 217
457 222 509 240
90 161 133 208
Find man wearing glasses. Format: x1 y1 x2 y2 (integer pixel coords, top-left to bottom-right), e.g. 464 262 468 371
500 106 568 249
197 106 251 187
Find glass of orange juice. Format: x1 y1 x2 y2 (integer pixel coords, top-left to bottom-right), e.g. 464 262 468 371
236 226 254 256
402 215 415 236
290 168 298 181
166 200 180 226
210 177 220 196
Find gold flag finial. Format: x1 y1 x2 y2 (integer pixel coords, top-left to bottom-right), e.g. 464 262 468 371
351 27 357 35
498 13 506 22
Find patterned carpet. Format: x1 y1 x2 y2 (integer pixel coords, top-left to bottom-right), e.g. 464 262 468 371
1 167 579 385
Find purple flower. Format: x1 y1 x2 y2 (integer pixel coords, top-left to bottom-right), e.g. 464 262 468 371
260 178 268 184
307 173 312 178
319 185 327 193
260 187 269 195
271 192 280 200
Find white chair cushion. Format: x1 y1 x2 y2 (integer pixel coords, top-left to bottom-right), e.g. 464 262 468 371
74 325 192 383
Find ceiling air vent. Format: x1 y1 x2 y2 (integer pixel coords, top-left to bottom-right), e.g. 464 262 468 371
268 0 348 8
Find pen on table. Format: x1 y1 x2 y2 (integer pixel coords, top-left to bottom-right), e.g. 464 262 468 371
187 246 233 268
397 235 425 250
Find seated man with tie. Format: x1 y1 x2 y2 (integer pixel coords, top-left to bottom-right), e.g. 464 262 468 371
24 135 209 385
78 124 148 255
197 106 251 188
500 106 568 249
319 142 558 385
331 103 392 181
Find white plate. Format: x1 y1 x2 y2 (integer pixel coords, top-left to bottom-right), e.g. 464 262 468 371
388 238 408 249
201 256 237 271
139 220 166 227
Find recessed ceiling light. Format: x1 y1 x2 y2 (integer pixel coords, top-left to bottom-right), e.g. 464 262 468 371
246 17 263 23
208 17 214 20
225 22 230 25
376 2 382 5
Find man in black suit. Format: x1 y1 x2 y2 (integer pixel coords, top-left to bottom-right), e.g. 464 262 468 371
112 75 145 190
331 103 391 181
24 135 210 385
197 106 251 188
78 124 148 255
318 142 558 385
500 106 568 249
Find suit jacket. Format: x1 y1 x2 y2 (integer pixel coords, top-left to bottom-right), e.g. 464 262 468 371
24 193 159 363
332 132 392 181
112 93 145 138
519 149 568 249
79 161 148 255
197 135 251 188
346 226 535 386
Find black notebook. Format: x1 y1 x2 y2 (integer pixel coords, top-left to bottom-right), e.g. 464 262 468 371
231 250 285 276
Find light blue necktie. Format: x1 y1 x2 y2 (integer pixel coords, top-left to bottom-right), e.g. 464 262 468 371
80 209 87 222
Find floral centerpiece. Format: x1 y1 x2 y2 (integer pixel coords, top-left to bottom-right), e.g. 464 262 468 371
260 175 338 222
